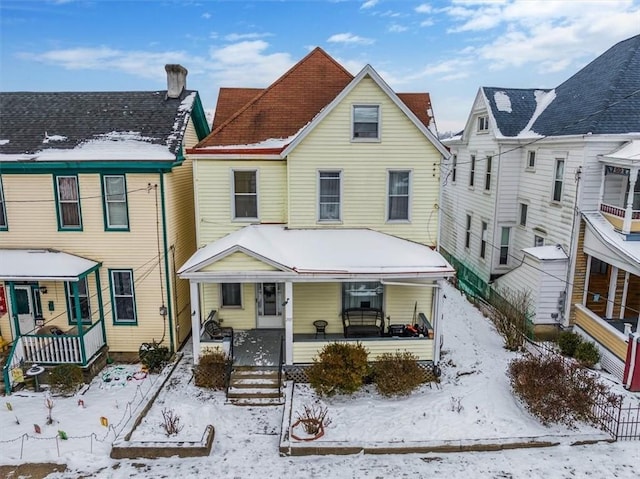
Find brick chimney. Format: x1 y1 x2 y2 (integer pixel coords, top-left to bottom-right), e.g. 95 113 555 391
165 64 188 99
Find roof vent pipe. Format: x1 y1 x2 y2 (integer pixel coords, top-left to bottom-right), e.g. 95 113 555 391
165 64 188 99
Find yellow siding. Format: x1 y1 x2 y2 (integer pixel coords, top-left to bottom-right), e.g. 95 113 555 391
200 251 279 272
193 159 287 246
201 283 257 329
574 308 627 360
385 285 434 326
293 338 434 363
287 77 441 246
292 283 341 334
1 172 172 353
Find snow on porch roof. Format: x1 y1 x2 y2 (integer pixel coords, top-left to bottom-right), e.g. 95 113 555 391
179 225 455 278
0 249 100 281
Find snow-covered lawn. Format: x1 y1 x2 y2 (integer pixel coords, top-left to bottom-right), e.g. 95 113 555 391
1 281 639 478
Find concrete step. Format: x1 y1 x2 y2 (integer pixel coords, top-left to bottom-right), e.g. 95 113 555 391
229 397 285 407
227 387 282 399
229 378 280 389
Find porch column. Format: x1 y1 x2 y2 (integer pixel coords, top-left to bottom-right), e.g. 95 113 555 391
598 165 605 210
72 281 87 364
606 266 618 318
432 280 442 365
7 282 19 338
623 167 638 234
620 271 630 319
190 281 201 365
582 254 592 306
284 281 293 365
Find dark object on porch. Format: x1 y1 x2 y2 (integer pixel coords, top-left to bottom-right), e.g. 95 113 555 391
313 320 328 339
388 324 405 337
341 307 385 338
202 314 233 341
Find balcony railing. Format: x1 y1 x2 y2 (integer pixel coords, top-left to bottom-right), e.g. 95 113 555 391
600 203 640 232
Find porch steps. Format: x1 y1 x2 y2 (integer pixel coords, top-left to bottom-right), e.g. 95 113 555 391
227 367 284 406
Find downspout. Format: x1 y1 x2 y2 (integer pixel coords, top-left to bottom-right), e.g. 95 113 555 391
159 171 175 353
95 269 107 345
73 281 87 364
436 154 444 252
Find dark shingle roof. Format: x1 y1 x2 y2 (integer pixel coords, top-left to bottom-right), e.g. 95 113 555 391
0 90 199 157
482 87 547 137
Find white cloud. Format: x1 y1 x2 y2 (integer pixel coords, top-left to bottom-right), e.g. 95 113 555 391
361 0 378 9
388 24 408 33
224 32 271 42
415 4 432 13
201 12 211 19
420 19 435 27
327 33 375 45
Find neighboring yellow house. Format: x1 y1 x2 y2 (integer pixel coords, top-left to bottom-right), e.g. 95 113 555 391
0 65 210 393
180 48 454 369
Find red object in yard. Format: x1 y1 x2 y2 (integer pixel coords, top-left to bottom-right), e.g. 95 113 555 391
0 285 7 316
622 332 640 392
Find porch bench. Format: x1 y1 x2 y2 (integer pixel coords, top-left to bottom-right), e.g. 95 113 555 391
342 307 385 338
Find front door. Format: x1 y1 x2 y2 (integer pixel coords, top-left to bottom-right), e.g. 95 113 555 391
14 285 36 335
256 283 284 328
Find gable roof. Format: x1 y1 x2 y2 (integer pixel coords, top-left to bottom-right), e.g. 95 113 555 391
479 34 640 139
0 89 208 161
192 47 442 155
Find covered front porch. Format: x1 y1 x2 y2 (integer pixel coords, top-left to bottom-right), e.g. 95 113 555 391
179 225 454 367
1 249 107 394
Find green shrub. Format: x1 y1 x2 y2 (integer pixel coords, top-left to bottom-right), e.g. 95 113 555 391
372 351 424 397
306 342 369 397
139 341 170 373
557 331 582 357
194 351 228 389
49 364 84 395
574 341 600 367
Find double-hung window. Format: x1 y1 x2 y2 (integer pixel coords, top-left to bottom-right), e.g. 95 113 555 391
221 283 242 308
452 155 457 183
519 203 528 227
233 170 258 220
66 277 91 324
484 156 492 191
102 175 129 230
477 116 489 132
499 227 510 265
480 221 488 259
553 159 564 202
55 175 82 230
110 270 137 324
318 171 341 221
465 214 472 249
469 155 476 187
527 151 536 169
352 105 380 140
388 170 410 221
0 175 6 230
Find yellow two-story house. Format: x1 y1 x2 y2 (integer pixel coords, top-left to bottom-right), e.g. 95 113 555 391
180 48 454 370
0 65 210 393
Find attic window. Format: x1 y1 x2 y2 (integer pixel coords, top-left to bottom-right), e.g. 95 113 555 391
477 115 489 132
353 105 380 140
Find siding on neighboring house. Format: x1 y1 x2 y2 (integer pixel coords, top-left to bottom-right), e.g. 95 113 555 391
287 77 441 246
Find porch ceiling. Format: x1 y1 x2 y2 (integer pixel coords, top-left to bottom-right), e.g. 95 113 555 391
179 225 455 282
583 212 640 277
0 249 100 281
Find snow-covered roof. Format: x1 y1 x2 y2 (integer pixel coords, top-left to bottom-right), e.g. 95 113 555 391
600 140 640 163
583 212 640 266
522 245 568 261
179 225 454 280
0 249 99 281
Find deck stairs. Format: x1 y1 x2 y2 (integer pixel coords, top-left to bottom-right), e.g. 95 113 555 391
227 366 284 406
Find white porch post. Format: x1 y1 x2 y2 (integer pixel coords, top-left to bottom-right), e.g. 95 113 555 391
190 281 201 365
606 266 618 319
284 281 293 365
623 167 638 234
432 280 442 365
582 254 592 306
620 271 630 319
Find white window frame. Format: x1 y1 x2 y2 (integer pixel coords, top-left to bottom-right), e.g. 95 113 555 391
103 174 128 230
519 203 528 227
477 115 489 132
387 170 411 222
452 154 457 183
534 235 545 247
480 221 488 259
220 283 243 308
232 169 259 221
469 155 476 187
484 155 492 191
499 226 511 265
352 104 380 141
552 158 565 203
317 170 342 222
527 150 536 169
465 214 472 249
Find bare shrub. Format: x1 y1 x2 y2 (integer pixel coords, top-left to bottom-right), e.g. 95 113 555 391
306 342 369 397
487 287 532 351
450 396 464 413
372 351 424 397
295 403 332 435
508 354 618 427
193 350 228 389
161 408 184 436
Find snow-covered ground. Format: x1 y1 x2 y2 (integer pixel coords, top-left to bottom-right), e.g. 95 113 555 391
1 281 639 478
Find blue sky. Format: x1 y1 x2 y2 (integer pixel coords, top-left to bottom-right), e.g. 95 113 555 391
1 0 639 133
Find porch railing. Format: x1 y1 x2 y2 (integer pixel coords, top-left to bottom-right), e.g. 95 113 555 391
22 321 105 365
2 337 25 395
600 203 640 220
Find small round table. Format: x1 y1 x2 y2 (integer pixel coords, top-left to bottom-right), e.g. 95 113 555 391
313 320 328 339
25 365 45 392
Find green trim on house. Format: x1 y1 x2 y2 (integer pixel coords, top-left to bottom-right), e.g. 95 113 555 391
0 175 7 231
0 159 183 174
159 172 175 352
94 269 107 344
53 174 83 231
108 268 138 326
190 93 211 140
100 173 130 232
64 278 92 326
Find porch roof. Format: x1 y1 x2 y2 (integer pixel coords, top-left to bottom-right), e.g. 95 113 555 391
0 249 100 281
179 225 455 281
599 140 640 164
582 212 640 277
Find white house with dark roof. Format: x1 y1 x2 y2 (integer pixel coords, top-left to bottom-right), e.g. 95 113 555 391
440 34 640 380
